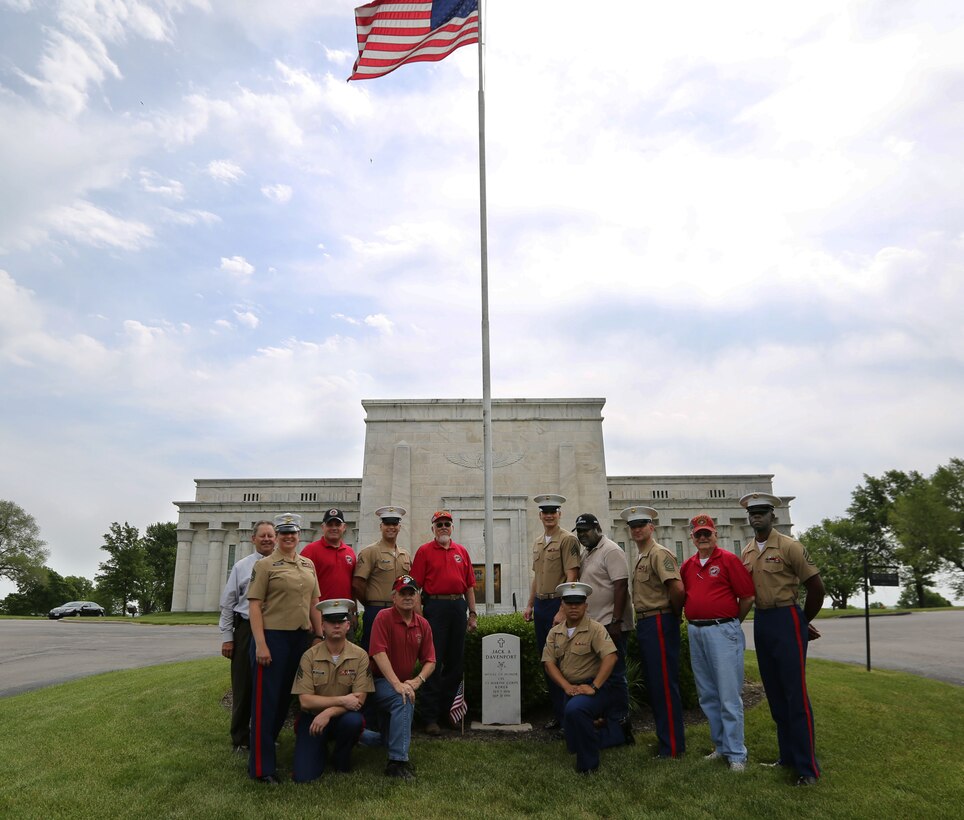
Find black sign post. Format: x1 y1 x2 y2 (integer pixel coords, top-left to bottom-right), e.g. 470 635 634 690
862 556 901 671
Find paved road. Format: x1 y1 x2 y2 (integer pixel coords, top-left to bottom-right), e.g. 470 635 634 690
0 619 220 698
2 611 961 699
743 610 964 686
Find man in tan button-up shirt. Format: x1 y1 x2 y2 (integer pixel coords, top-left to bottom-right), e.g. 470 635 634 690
542 582 619 773
523 493 581 729
353 506 413 649
740 492 824 786
624 505 686 758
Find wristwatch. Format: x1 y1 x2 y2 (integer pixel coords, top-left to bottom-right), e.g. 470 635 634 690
589 682 599 693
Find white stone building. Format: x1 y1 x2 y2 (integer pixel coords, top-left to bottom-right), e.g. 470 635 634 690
171 398 794 612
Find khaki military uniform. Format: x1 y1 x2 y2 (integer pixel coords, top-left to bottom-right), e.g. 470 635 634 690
532 530 582 595
631 541 681 614
542 615 617 683
291 640 375 702
742 528 822 780
247 549 320 631
353 540 413 604
740 530 819 608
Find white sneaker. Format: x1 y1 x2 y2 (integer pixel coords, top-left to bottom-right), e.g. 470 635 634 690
729 761 746 772
703 750 723 760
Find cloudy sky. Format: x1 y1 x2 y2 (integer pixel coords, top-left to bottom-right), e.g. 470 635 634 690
1 1 962 602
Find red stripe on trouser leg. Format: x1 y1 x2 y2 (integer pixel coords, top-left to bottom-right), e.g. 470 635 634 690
789 606 818 778
254 663 264 777
655 613 678 757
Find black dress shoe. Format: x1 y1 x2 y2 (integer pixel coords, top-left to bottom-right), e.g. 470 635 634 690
543 718 560 730
795 776 818 786
618 718 635 745
385 760 415 780
257 775 280 785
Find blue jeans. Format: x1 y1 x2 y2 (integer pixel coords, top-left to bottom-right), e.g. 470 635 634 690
688 619 746 763
373 677 414 762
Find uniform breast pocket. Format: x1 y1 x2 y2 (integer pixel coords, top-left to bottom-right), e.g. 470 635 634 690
311 668 330 685
761 561 785 574
569 641 592 657
635 566 652 584
377 558 393 569
401 558 412 572
545 548 561 564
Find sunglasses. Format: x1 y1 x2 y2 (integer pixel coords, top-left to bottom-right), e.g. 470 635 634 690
434 521 452 528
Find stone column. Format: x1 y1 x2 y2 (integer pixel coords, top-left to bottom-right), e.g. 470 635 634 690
171 528 195 612
391 441 412 551
236 529 252 561
205 528 227 612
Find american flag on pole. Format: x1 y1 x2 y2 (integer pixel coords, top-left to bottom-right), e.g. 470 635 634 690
449 678 468 725
349 0 480 81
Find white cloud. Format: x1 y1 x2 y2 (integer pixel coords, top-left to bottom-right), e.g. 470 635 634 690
324 46 352 66
219 255 254 276
233 309 259 329
206 159 244 182
44 200 153 250
261 183 292 203
139 170 184 200
363 313 393 334
159 207 221 226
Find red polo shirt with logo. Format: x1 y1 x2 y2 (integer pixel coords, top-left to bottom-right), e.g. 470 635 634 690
369 606 435 681
411 540 476 595
300 539 357 600
681 546 755 621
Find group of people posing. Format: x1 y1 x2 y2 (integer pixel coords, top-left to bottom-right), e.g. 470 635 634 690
219 491 825 786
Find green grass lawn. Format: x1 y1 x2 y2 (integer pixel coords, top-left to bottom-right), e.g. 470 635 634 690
0 653 961 820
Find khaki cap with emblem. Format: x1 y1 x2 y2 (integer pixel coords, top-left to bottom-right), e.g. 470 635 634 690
620 506 659 525
274 512 303 533
375 505 407 524
556 581 593 601
315 598 355 620
739 492 782 510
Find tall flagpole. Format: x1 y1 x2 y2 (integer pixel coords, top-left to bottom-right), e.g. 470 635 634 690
477 0 495 614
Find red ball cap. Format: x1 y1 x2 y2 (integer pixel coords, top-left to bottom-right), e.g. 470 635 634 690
690 513 717 534
431 510 453 524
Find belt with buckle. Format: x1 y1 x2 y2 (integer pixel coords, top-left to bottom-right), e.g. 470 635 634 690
426 593 464 600
688 617 736 627
535 593 559 600
755 602 797 610
635 607 672 618
366 600 392 607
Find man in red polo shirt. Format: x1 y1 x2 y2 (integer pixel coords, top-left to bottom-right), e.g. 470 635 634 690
680 513 756 772
410 510 477 735
367 575 437 780
301 508 357 607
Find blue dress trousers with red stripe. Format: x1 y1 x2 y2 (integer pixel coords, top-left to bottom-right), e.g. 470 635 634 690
754 605 820 779
636 612 685 758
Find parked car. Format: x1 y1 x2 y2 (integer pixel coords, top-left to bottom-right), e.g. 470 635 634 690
48 601 106 619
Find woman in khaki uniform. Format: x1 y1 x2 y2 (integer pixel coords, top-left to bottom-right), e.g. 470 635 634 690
247 513 323 783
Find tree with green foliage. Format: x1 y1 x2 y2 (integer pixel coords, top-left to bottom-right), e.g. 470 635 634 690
0 569 96 616
889 479 956 606
141 522 177 613
799 517 870 609
0 500 50 586
896 583 951 608
95 522 147 616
